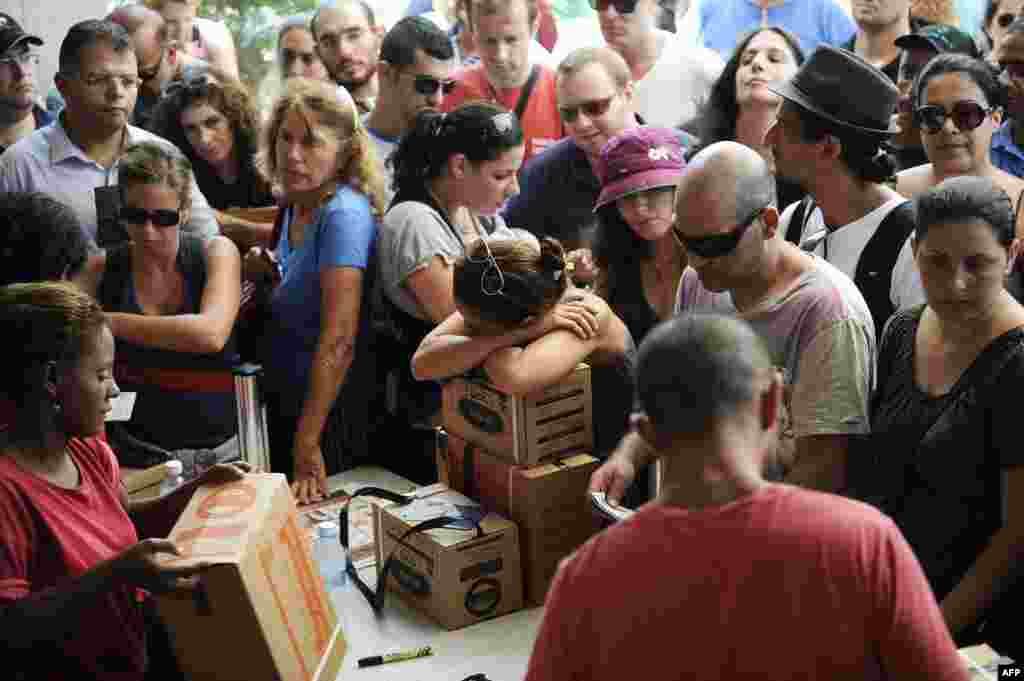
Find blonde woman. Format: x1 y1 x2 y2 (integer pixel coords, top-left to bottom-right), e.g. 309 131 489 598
248 78 386 504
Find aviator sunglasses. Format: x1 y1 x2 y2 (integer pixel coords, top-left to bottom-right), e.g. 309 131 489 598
673 203 767 259
406 72 457 97
120 207 181 227
588 0 639 13
914 100 996 134
559 94 616 123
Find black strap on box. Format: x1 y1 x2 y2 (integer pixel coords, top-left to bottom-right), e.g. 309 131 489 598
339 487 484 614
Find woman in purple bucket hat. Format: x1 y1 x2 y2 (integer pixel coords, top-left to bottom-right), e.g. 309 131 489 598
592 127 688 344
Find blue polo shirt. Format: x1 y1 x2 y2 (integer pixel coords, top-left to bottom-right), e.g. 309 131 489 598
698 0 855 59
992 121 1024 180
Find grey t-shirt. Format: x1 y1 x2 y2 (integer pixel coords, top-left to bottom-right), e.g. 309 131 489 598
377 200 518 321
674 256 876 443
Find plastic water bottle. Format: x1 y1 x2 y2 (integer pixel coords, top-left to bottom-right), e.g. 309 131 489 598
313 521 348 589
159 460 184 496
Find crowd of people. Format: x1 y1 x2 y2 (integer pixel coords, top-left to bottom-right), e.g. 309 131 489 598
0 0 1023 678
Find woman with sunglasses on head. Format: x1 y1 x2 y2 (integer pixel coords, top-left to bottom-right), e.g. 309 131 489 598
150 76 276 251
76 141 242 477
852 176 1024 659
0 281 249 681
895 53 1024 231
248 78 386 505
375 103 527 427
591 127 687 344
412 236 637 469
684 26 807 216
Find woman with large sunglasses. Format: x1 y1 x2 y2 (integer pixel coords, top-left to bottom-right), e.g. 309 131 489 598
591 126 687 345
851 176 1024 659
411 236 638 473
374 103 527 429
150 76 276 251
76 142 242 475
895 53 1024 229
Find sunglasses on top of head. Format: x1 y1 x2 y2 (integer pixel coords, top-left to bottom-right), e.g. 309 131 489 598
673 204 767 259
914 100 996 134
120 207 181 227
588 0 639 13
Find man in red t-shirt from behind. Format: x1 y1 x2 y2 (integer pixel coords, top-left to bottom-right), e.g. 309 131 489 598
528 313 969 681
444 0 563 160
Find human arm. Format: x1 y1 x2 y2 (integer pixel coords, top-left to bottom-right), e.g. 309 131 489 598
181 171 219 241
410 293 600 381
216 207 276 251
291 265 364 504
195 17 240 80
105 236 241 354
785 318 874 493
940 466 1024 637
588 430 656 506
405 256 457 323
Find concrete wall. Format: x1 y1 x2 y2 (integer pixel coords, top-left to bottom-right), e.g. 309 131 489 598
0 0 111 105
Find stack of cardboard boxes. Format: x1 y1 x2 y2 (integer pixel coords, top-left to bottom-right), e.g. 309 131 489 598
435 365 603 606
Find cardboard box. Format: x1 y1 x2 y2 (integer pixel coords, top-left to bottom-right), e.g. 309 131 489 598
156 473 345 681
376 484 523 630
441 364 593 466
436 429 602 605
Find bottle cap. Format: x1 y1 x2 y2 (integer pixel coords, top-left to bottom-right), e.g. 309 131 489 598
316 521 340 538
165 459 183 477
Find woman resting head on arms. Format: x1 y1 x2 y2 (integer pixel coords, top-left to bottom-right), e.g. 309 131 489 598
76 141 242 475
895 53 1024 236
412 236 636 458
150 75 276 250
0 281 247 679
248 77 386 504
592 127 688 343
858 175 1024 657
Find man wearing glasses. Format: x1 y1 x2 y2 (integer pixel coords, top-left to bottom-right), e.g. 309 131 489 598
312 0 385 115
444 0 564 160
0 14 50 157
0 20 217 250
365 16 456 204
593 0 722 129
590 141 875 500
107 4 209 131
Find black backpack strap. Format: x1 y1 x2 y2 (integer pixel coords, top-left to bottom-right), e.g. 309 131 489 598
513 65 540 123
853 201 917 338
338 487 483 614
97 243 133 311
785 196 814 246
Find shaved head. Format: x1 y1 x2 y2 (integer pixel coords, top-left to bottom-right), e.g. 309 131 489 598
107 4 164 36
677 141 775 225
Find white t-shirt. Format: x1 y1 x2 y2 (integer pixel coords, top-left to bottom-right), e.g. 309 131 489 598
779 198 926 312
364 122 399 207
633 30 723 129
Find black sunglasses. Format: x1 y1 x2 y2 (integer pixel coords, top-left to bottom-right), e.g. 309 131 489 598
558 94 616 123
410 74 457 97
914 100 995 134
588 0 638 13
674 204 766 259
120 207 181 227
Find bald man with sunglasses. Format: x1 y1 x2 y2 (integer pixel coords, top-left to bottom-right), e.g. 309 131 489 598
591 142 876 500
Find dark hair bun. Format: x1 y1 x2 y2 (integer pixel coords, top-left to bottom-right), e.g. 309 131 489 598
538 237 566 277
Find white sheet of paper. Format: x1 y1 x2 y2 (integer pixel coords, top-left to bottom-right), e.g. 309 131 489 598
106 392 137 422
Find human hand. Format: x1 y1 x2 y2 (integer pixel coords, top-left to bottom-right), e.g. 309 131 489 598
588 445 639 507
292 443 327 505
114 539 211 593
566 248 599 285
527 297 602 341
242 247 281 285
195 461 251 487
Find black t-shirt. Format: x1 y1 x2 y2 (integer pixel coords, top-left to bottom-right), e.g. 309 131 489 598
843 17 930 85
193 159 274 211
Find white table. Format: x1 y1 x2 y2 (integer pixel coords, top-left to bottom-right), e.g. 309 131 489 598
318 468 545 680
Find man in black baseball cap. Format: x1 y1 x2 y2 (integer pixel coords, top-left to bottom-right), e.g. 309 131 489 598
0 13 50 156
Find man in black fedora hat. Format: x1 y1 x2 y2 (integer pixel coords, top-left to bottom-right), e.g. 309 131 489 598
0 13 52 156
765 44 923 336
